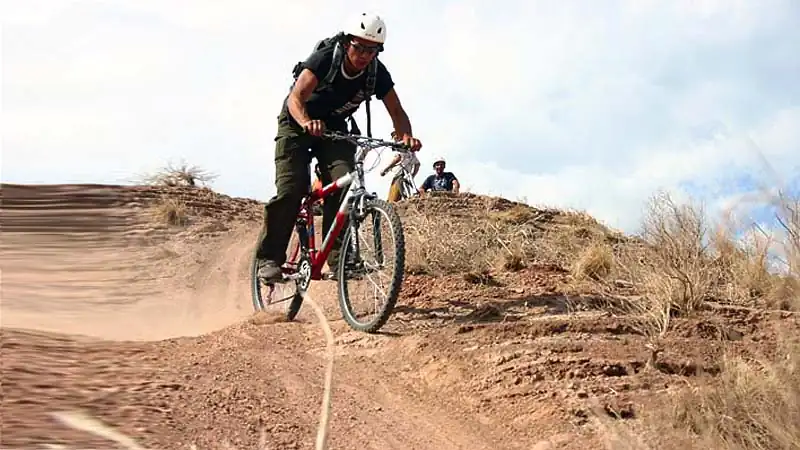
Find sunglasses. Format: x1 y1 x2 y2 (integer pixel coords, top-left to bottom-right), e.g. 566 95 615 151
349 41 382 55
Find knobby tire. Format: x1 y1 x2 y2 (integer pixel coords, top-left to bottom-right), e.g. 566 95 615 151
337 198 405 333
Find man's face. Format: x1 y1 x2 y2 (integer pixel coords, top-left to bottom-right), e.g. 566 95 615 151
345 37 380 71
434 162 445 174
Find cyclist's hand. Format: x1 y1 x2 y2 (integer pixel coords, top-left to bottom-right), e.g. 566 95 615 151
302 120 325 137
400 134 422 152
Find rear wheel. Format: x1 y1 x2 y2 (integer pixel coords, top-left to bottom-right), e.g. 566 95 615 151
250 226 307 321
400 177 417 200
337 198 405 333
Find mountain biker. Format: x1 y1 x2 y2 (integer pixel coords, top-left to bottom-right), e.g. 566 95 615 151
419 156 459 195
380 132 420 202
256 12 423 282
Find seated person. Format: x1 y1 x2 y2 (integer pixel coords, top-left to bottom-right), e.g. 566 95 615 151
419 156 459 195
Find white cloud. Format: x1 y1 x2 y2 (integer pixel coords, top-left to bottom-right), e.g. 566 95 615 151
3 0 799 233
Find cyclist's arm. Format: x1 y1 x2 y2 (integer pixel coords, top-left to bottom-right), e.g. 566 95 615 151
419 175 432 195
287 69 318 127
381 154 401 174
409 155 420 177
381 88 413 139
447 173 460 193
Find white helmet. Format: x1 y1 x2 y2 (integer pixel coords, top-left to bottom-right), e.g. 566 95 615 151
433 156 446 167
344 13 386 44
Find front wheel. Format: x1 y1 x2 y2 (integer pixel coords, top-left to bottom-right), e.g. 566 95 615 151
337 198 405 333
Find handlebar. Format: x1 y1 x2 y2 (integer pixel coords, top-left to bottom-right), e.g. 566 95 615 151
320 130 413 153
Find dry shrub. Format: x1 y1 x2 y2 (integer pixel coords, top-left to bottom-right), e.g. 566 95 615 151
712 226 773 302
398 194 614 276
599 192 718 354
611 189 798 342
671 340 800 450
610 248 675 361
616 191 718 316
711 189 800 310
772 189 800 309
765 275 800 310
598 339 800 450
603 189 800 450
140 160 218 187
153 197 188 226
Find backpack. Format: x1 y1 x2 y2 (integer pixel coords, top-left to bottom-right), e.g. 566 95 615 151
290 32 378 137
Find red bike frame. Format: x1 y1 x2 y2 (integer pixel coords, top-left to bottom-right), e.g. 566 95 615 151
283 169 358 280
280 130 410 281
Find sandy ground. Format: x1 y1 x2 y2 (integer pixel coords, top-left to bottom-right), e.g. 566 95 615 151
2 184 798 450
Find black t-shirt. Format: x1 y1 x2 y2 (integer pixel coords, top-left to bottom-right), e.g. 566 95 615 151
421 172 458 192
283 45 395 129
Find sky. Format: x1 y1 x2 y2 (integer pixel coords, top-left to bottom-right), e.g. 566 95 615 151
3 0 800 234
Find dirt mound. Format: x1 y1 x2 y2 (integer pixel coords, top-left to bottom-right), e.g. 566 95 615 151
1 183 262 340
2 184 799 449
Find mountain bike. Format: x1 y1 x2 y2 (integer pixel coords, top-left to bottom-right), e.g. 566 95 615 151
250 130 412 333
396 166 419 200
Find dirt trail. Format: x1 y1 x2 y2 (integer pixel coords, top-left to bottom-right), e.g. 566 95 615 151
0 184 515 449
3 183 799 450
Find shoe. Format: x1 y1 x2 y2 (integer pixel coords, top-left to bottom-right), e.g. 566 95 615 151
257 259 282 281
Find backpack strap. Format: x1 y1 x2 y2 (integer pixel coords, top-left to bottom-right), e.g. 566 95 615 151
289 32 346 93
363 59 378 137
317 41 344 92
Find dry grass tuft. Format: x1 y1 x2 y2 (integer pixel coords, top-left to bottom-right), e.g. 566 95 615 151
572 243 615 281
713 226 774 304
153 197 189 226
669 340 800 450
495 249 527 272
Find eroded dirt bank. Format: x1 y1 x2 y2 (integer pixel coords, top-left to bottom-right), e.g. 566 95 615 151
2 184 798 450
